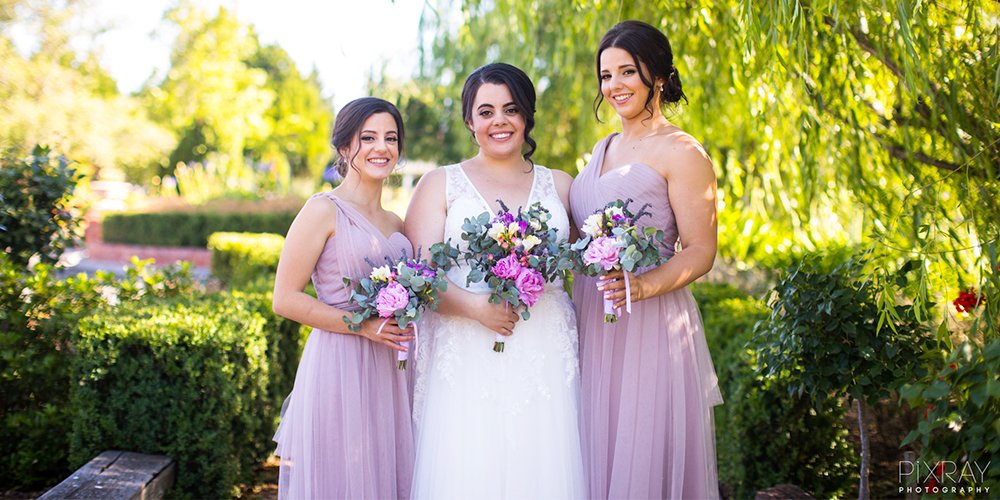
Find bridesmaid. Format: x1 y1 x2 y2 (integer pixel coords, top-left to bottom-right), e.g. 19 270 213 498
570 20 723 499
271 97 415 499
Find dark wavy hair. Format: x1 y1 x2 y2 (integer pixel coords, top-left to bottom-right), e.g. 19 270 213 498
331 97 405 177
593 20 687 121
461 63 537 165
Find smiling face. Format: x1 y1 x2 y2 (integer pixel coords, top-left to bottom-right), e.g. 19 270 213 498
599 46 660 121
339 112 399 181
467 82 526 161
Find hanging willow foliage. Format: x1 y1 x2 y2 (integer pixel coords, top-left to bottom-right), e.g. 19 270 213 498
413 0 998 337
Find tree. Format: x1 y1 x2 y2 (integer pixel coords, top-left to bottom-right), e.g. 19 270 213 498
0 1 174 182
417 0 999 332
246 45 333 180
143 3 273 181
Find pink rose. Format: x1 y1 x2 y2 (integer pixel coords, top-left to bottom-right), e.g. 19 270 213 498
376 281 410 317
583 236 620 271
492 253 522 279
515 267 544 307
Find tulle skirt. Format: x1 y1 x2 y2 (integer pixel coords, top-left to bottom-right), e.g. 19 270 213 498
411 288 586 499
574 275 722 500
273 328 414 499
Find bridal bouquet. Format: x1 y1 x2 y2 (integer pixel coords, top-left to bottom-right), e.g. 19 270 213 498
567 199 665 323
460 200 569 352
343 255 449 369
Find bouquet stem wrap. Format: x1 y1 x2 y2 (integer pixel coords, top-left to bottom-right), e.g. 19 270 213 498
494 303 508 352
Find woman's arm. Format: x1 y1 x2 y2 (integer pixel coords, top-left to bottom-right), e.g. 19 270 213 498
272 196 413 351
601 135 718 308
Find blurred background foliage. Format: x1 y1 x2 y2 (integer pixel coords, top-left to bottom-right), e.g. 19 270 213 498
1 0 997 495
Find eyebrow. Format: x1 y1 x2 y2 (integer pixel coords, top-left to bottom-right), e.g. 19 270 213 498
360 129 398 134
477 102 517 110
601 64 636 72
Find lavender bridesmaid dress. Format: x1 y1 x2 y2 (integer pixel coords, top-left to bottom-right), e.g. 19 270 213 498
570 134 723 499
273 192 414 499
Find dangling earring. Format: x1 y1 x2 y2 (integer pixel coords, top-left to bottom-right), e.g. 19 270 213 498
658 83 665 94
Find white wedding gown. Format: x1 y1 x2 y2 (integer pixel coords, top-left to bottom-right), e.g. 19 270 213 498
411 164 586 499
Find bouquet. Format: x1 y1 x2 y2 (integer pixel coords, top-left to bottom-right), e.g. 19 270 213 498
567 199 665 322
457 200 570 352
342 254 449 369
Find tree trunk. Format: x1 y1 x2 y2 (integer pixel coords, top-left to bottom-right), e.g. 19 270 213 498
856 398 870 499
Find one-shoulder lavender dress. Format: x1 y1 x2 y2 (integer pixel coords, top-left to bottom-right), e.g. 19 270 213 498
273 192 414 499
570 134 723 499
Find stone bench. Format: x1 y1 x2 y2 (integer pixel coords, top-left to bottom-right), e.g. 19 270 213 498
39 450 175 500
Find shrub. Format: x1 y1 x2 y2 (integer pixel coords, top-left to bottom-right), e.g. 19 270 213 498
752 255 930 497
208 232 284 288
0 256 197 488
70 294 270 499
102 210 297 247
231 286 306 441
900 338 1000 491
0 145 82 267
693 282 857 498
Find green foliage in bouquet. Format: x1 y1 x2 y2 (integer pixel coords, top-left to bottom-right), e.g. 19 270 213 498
342 256 449 332
459 200 571 321
567 199 665 277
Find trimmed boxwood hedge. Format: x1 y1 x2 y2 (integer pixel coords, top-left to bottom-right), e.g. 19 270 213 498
102 210 297 247
208 232 284 288
68 291 304 498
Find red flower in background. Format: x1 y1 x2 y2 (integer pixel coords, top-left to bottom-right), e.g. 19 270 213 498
953 290 981 313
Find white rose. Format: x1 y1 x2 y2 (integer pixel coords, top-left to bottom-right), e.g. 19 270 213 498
582 213 603 238
370 265 392 282
521 234 542 252
487 222 506 241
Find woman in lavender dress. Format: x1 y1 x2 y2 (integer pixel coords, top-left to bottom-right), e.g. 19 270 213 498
570 21 723 499
271 97 415 499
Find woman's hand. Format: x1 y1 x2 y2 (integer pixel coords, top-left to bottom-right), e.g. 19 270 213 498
598 269 647 310
473 295 521 337
359 317 415 352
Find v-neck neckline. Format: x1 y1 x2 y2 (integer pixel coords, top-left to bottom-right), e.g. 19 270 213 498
328 194 404 242
457 164 538 217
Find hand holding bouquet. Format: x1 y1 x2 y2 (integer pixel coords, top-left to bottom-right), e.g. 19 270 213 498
461 200 569 352
567 199 665 322
343 254 449 369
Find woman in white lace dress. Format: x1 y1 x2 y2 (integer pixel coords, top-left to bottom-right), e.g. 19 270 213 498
404 63 585 499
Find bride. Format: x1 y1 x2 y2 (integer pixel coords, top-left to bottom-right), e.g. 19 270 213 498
404 62 585 499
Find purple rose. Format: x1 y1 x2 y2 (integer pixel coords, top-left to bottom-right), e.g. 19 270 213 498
515 267 545 307
376 281 410 317
491 254 522 279
583 236 621 271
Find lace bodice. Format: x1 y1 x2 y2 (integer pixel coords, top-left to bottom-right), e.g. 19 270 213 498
442 163 569 293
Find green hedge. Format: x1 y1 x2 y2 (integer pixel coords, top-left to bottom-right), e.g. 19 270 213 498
70 295 271 498
693 282 856 499
0 256 200 489
102 210 297 247
208 232 284 288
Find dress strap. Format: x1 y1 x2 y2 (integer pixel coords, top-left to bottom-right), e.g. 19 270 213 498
531 165 559 207
444 164 479 209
